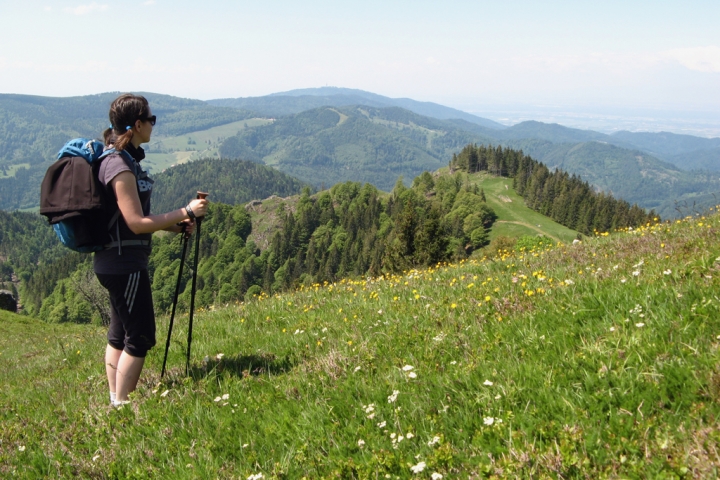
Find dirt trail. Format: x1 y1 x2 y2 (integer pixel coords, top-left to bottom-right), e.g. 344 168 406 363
494 220 562 242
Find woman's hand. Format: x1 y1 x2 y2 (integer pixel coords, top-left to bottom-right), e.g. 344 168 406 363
179 219 196 235
186 198 209 219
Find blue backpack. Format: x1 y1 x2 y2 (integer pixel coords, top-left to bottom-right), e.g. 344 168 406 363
39 138 123 252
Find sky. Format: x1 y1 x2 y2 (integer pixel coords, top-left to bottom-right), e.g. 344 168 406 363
1 1 719 135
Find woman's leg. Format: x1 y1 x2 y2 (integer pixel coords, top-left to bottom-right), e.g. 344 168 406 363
97 270 156 403
105 344 123 394
115 351 145 401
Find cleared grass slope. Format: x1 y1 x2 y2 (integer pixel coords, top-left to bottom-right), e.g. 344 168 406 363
2 210 720 477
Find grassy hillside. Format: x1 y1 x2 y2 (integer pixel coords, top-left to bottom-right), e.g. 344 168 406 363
2 208 719 477
476 174 578 242
142 118 274 174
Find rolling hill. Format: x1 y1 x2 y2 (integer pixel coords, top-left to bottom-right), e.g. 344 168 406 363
1 89 719 219
218 105 494 191
208 86 507 129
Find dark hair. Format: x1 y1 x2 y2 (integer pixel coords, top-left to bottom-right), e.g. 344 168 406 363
103 94 150 151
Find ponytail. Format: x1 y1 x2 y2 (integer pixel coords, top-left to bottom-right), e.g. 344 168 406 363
114 128 134 152
105 94 149 151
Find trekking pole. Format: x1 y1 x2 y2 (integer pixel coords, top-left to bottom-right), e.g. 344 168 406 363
186 192 209 376
160 225 191 379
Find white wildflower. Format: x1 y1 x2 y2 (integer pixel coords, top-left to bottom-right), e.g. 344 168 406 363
410 461 426 473
428 436 441 446
222 393 230 400
214 396 221 402
402 365 414 371
92 454 100 462
483 380 493 386
160 389 170 397
388 390 399 403
483 417 495 426
610 327 615 332
621 278 627 283
378 309 383 314
450 361 457 365
632 270 640 277
406 432 414 439
377 421 386 428
364 404 375 414
431 473 443 480
247 474 264 480
564 279 575 285
664 270 672 275
636 323 645 328
216 353 225 360
354 366 361 373
18 445 25 452
408 371 417 379
397 435 405 443
433 333 446 342
357 439 365 447
495 394 501 400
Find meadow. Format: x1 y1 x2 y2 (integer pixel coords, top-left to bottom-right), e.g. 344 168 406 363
472 174 578 243
142 119 273 174
1 210 719 478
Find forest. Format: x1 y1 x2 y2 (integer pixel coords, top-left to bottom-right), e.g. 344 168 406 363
0 143 657 326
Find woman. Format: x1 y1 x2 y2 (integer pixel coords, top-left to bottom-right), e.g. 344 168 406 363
96 93 208 406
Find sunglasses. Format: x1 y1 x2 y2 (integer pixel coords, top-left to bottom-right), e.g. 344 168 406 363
139 115 157 126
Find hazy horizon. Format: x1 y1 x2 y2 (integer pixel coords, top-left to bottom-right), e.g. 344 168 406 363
1 1 718 136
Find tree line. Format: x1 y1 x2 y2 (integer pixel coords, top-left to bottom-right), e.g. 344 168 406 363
450 144 657 234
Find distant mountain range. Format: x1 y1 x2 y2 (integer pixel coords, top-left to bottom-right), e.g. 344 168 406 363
208 87 506 130
0 88 718 218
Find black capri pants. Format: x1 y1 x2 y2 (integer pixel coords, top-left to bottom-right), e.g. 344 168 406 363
96 270 156 358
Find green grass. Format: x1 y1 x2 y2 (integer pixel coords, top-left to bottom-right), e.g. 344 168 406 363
2 211 720 477
143 119 273 174
0 163 31 179
475 173 579 243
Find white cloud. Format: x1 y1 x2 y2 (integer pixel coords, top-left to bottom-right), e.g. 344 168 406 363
666 46 720 73
65 3 109 15
143 0 156 5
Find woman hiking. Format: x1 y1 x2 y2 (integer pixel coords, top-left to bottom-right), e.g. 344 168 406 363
96 93 208 406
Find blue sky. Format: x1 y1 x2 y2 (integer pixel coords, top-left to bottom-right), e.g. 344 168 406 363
1 1 718 131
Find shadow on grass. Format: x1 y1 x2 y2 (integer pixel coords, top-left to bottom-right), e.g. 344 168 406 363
155 352 297 386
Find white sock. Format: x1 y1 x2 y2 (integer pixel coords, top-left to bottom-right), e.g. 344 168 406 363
110 392 116 404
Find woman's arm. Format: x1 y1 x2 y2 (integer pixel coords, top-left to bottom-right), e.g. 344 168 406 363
111 171 207 234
